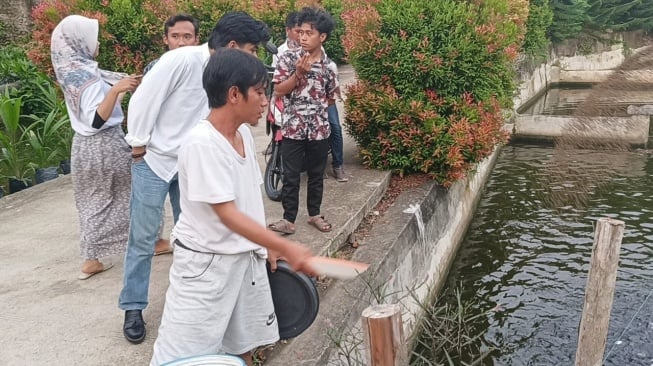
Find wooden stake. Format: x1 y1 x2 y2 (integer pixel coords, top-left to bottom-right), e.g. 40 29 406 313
362 304 405 366
575 217 625 366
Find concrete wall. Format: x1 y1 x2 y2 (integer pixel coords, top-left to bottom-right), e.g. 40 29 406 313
514 114 651 147
0 0 36 42
512 32 652 146
513 32 651 111
514 48 623 111
514 57 558 113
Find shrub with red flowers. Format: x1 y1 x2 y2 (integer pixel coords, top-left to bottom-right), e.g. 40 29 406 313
30 0 180 75
28 0 346 76
342 0 528 185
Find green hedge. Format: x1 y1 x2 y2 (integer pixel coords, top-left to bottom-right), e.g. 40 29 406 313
342 0 527 184
28 0 346 76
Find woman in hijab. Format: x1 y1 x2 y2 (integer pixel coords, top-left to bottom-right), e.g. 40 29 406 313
51 15 141 280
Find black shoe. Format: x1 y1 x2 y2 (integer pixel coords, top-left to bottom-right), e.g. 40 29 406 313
123 310 146 344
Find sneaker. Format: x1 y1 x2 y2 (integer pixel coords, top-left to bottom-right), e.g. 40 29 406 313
333 166 348 182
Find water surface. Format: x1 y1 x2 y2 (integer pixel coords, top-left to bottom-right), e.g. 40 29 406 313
420 144 653 365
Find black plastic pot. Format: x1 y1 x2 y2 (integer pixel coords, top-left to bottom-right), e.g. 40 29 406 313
35 166 59 184
9 178 29 193
60 159 71 175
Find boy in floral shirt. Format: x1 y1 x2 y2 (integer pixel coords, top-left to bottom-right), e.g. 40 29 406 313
268 6 338 235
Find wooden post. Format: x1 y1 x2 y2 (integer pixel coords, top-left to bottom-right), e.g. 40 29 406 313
361 304 405 366
575 217 625 366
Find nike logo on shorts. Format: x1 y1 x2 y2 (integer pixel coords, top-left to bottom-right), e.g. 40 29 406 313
266 312 276 326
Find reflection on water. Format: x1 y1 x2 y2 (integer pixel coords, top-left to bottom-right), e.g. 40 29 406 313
539 147 647 211
421 144 653 365
518 86 653 117
519 86 593 116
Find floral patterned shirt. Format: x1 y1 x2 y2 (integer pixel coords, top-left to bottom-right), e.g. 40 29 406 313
273 49 339 141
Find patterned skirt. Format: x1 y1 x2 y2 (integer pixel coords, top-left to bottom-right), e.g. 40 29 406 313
71 125 131 259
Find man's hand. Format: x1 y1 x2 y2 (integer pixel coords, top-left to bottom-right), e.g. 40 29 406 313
131 146 146 160
267 250 285 272
295 54 311 79
112 75 141 94
283 242 317 277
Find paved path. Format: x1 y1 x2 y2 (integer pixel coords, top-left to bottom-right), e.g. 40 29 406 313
0 65 390 365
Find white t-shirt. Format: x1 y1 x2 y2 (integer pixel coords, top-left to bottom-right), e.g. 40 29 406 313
69 80 124 136
172 120 267 256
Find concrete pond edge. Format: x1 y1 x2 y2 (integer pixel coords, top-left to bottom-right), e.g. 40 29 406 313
267 146 502 365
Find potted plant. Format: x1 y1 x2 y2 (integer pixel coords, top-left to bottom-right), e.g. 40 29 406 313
56 120 72 175
24 108 69 183
29 82 73 175
0 94 33 192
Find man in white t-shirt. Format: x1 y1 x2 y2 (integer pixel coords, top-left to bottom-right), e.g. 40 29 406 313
119 11 272 345
150 48 316 366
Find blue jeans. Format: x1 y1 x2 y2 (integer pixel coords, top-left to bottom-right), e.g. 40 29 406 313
327 104 344 168
119 160 180 311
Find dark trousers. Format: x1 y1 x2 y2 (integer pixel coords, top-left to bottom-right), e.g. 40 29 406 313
280 138 330 223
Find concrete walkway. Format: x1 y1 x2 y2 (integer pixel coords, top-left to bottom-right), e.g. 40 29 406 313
0 65 391 365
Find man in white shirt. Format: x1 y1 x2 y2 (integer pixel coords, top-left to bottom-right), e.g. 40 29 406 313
119 11 272 345
271 11 300 68
143 14 200 76
143 14 201 256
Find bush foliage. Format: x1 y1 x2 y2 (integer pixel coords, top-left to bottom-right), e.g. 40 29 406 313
342 0 527 185
547 0 653 43
522 0 553 57
0 45 72 192
21 0 652 192
515 0 653 53
28 0 346 76
548 0 590 42
1 46 51 118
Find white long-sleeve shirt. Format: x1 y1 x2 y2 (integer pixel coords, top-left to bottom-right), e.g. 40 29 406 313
125 43 211 182
271 39 293 68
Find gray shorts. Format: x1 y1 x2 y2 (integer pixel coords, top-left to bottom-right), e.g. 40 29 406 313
150 248 279 366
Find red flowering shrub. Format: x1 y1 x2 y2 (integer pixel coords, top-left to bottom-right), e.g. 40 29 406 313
30 0 181 75
343 0 527 185
28 0 346 76
28 0 77 75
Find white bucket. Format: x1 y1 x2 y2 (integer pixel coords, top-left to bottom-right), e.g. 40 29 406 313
161 354 246 366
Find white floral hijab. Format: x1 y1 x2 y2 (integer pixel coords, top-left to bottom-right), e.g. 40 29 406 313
51 15 127 118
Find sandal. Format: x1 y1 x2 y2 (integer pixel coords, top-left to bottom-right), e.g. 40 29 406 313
78 262 114 280
154 239 173 256
308 215 332 232
268 219 296 235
